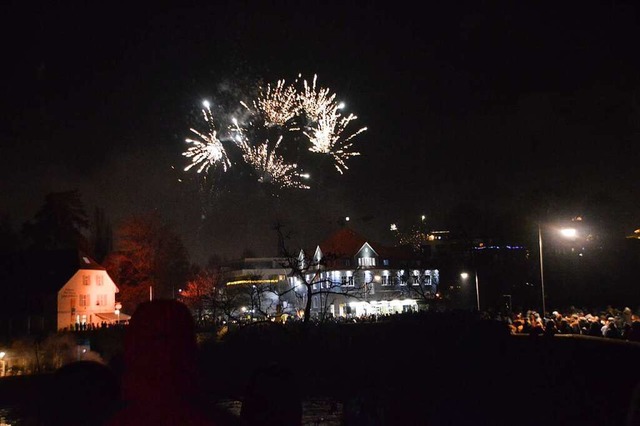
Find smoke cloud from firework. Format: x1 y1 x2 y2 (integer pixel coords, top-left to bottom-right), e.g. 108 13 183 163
182 74 366 191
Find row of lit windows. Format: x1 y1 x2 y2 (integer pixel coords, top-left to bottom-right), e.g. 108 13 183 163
82 275 104 286
381 275 432 286
304 271 434 289
78 294 108 307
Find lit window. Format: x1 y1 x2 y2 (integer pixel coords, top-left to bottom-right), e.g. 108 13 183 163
96 275 104 286
341 276 354 286
79 294 89 307
382 276 390 286
96 294 107 306
358 257 376 267
82 275 90 286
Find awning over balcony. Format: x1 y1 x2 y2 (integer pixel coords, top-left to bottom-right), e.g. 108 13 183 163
95 312 131 323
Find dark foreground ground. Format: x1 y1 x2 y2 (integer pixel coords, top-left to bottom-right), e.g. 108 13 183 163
2 313 640 425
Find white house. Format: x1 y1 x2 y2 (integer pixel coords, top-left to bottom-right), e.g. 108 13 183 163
57 254 129 330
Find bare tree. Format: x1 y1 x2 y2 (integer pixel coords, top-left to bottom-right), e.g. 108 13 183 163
273 223 371 324
180 264 220 326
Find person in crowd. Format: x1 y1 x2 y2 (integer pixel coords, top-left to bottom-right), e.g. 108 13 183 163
627 320 640 342
104 299 221 426
603 317 621 339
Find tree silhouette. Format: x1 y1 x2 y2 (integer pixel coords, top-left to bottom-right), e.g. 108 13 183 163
22 190 89 251
89 207 113 263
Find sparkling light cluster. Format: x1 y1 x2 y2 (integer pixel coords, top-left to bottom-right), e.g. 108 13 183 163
183 74 366 190
244 79 299 127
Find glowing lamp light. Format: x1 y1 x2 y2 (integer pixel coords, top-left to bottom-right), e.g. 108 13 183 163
202 100 210 108
460 272 469 279
390 224 397 231
560 228 577 238
345 217 350 221
337 102 345 109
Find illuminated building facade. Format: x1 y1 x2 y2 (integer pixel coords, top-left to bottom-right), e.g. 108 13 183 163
221 228 440 320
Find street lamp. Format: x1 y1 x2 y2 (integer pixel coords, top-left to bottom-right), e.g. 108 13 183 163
114 302 122 325
460 271 480 311
538 224 577 317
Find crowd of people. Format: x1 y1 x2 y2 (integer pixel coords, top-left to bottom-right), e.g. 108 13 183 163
500 306 640 341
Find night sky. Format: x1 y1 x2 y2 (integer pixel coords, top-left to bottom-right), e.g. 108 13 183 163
2 1 639 264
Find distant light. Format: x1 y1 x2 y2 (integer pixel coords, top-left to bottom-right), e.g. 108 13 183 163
300 173 310 179
390 223 397 231
202 100 210 108
560 228 577 238
0 352 5 359
460 272 469 279
345 217 350 222
337 102 345 109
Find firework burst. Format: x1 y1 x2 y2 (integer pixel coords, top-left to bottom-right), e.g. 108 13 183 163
304 107 367 173
183 74 366 190
296 74 367 173
183 102 231 174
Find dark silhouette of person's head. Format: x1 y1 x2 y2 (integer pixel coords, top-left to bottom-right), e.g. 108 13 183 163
105 299 216 426
120 299 199 402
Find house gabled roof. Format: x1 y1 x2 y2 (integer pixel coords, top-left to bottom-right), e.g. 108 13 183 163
317 227 423 264
318 227 369 258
